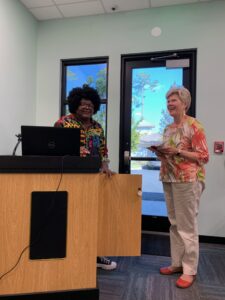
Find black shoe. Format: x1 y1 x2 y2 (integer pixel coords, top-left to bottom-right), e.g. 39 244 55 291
97 256 117 270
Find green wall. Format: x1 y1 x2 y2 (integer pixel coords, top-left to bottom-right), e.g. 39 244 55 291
36 1 225 237
0 0 37 154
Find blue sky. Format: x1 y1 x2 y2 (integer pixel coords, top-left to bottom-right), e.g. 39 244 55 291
65 64 183 133
132 67 183 132
66 63 106 96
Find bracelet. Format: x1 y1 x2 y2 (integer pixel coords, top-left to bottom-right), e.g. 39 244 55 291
102 157 110 163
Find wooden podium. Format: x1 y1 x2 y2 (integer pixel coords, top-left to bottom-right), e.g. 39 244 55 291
0 156 141 300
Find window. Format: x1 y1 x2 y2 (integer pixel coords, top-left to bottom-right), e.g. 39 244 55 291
61 57 108 132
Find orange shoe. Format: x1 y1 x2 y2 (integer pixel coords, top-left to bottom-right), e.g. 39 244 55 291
176 275 196 288
160 266 182 275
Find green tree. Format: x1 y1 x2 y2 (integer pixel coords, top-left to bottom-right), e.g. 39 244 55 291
132 73 159 119
93 107 106 132
96 68 107 98
67 69 77 81
131 72 159 152
85 68 106 99
86 76 94 86
159 109 173 134
87 67 107 129
131 116 141 153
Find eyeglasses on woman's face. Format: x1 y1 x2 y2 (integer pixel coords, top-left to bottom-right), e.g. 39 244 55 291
79 100 94 110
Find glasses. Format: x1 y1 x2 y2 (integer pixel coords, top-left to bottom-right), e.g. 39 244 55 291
79 103 94 109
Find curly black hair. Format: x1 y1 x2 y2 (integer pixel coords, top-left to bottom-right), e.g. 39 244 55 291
67 84 101 114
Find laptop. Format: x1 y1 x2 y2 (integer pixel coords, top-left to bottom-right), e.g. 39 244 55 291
21 125 80 156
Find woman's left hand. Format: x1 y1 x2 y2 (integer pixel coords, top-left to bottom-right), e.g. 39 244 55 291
100 162 115 177
160 146 178 156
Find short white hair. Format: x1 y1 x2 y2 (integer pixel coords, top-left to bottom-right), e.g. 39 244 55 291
166 87 191 112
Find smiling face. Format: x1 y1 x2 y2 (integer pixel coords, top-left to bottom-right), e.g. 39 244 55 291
76 99 94 121
167 93 186 119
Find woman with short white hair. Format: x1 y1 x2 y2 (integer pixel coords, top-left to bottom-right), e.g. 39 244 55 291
150 86 209 288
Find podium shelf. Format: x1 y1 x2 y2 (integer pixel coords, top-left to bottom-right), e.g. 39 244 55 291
0 156 101 173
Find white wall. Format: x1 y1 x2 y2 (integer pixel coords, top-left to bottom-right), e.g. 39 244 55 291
1 0 225 237
0 0 37 155
35 1 225 238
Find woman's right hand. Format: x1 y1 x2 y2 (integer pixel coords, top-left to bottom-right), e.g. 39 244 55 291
148 146 165 160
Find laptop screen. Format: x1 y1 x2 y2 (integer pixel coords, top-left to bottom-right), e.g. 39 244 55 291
21 126 80 156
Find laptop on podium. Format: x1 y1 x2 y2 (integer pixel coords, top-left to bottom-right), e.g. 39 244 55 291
21 125 80 156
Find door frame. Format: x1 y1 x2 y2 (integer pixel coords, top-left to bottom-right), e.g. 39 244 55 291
119 49 197 232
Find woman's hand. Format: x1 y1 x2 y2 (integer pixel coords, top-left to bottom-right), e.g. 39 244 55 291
151 146 201 162
160 146 178 156
148 146 166 160
100 162 115 177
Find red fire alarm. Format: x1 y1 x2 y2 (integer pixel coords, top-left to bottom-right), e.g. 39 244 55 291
214 141 224 154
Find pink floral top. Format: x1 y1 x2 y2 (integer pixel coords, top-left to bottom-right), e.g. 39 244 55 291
160 115 209 183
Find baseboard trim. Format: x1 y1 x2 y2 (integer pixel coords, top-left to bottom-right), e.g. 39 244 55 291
199 235 225 244
142 215 225 245
142 215 170 232
142 231 225 245
0 289 99 300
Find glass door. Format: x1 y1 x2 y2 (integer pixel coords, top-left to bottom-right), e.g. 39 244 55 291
120 49 196 231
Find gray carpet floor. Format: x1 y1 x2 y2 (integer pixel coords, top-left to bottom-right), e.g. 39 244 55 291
97 237 225 300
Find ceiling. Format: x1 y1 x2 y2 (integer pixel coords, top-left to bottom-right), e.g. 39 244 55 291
19 0 215 21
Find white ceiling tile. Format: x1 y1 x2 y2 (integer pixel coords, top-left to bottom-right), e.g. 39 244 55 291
19 0 216 21
101 0 150 13
58 1 104 17
54 0 91 4
20 0 54 8
30 6 63 20
150 0 197 7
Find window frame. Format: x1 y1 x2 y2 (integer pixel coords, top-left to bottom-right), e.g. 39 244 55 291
120 48 197 173
119 49 197 232
60 56 109 134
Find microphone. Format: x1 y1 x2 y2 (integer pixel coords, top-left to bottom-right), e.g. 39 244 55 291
12 133 22 156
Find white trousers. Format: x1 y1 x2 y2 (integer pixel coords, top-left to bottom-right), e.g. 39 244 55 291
163 181 204 275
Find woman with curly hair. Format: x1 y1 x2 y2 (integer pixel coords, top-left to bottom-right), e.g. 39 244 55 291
55 84 117 270
55 84 113 176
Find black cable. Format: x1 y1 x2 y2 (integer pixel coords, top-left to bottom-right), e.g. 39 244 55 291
12 134 22 156
0 244 30 281
0 155 68 281
55 155 68 191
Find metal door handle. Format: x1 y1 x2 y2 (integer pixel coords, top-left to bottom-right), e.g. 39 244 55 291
124 150 130 166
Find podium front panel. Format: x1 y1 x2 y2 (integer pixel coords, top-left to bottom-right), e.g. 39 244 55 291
0 173 99 295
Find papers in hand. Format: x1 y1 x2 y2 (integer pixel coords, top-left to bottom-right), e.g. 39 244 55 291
148 144 165 154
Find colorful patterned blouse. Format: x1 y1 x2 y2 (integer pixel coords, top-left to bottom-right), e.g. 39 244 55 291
54 114 108 160
160 115 209 183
